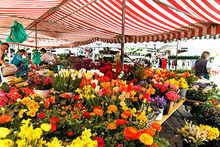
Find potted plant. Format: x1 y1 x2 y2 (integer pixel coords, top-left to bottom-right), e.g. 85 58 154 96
52 69 82 97
150 96 167 120
27 74 53 98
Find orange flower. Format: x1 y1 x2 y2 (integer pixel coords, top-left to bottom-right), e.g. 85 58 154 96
151 122 162 132
65 106 69 111
121 113 128 119
27 111 36 117
107 105 118 113
124 127 140 140
141 128 155 136
0 115 12 123
21 97 31 105
94 109 103 116
124 111 132 118
147 143 159 147
61 111 66 116
108 123 116 130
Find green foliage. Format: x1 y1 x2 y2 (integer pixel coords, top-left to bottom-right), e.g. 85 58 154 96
168 56 200 59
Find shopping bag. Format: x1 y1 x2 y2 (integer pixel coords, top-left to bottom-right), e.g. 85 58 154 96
2 65 18 76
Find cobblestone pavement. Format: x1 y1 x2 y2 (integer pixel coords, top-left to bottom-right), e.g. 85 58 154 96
160 105 195 147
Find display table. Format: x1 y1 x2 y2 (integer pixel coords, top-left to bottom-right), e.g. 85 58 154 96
185 99 204 104
155 99 186 125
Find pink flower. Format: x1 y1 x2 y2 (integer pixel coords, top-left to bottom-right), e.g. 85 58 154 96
165 91 180 101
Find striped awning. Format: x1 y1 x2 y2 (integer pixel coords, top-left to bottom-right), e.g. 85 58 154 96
0 0 220 47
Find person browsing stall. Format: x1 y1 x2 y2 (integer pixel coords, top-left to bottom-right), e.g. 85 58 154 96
12 49 31 68
0 43 10 67
192 51 211 80
40 48 54 63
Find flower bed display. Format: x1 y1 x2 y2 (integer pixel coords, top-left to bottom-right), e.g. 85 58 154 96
186 80 218 101
0 69 174 147
178 121 219 147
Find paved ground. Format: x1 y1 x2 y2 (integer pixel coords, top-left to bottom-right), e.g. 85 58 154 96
160 105 195 147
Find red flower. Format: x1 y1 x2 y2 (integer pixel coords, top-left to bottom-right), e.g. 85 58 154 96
94 137 105 147
100 67 105 73
74 103 80 107
143 93 151 102
106 71 113 79
50 117 60 123
94 106 102 110
67 131 74 136
48 97 55 103
73 114 79 119
82 112 91 119
211 99 215 103
204 111 209 114
74 95 80 100
38 113 45 118
80 82 84 88
92 83 96 88
115 144 123 147
10 87 18 92
50 123 56 131
133 79 137 83
116 119 128 125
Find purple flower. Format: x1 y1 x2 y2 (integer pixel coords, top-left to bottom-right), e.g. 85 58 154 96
150 96 167 112
26 79 32 84
38 75 43 78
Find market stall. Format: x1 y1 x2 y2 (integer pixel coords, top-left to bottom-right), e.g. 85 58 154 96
0 0 219 147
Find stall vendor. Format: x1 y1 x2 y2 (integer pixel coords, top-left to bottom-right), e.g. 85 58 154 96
40 48 54 64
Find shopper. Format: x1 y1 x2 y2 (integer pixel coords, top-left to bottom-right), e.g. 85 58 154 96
0 43 10 67
40 48 54 63
192 51 211 80
162 58 167 70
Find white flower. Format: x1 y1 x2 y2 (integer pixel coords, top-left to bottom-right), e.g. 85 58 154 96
17 98 21 102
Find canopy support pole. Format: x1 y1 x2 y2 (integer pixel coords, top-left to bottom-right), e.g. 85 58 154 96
175 40 178 71
35 23 38 49
121 0 126 71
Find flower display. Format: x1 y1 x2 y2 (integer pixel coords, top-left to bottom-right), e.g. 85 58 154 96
27 74 53 90
178 121 220 146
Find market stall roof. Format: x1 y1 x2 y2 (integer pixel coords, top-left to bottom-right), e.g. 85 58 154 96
0 0 219 47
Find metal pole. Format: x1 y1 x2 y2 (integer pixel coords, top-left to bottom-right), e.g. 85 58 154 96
175 40 178 71
121 0 126 71
35 23 38 49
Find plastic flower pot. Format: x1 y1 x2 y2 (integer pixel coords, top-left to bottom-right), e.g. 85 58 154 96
179 89 187 99
156 108 164 120
34 90 50 98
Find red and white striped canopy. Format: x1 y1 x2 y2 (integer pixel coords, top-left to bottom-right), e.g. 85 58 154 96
0 0 220 47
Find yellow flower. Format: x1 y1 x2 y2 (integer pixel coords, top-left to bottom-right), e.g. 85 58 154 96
21 97 31 105
0 128 10 138
26 111 36 117
147 107 152 112
120 102 126 107
46 137 63 147
32 128 43 139
137 111 147 123
0 139 14 147
139 133 153 145
85 72 92 80
41 123 51 132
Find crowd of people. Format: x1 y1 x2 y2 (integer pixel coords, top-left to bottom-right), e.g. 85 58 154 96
0 42 217 82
